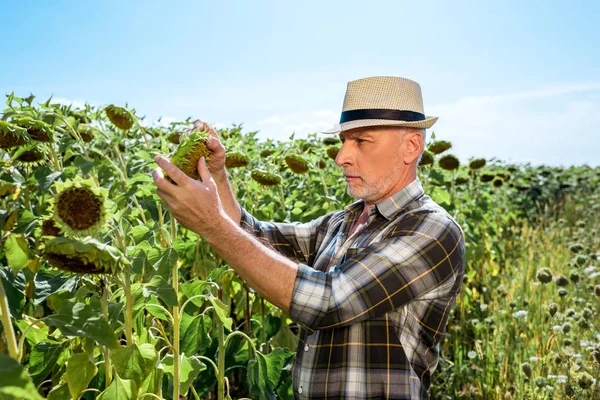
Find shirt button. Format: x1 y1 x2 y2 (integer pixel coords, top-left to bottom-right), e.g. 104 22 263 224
304 345 309 352
299 386 303 394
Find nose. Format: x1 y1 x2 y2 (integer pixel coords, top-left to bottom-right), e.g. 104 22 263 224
335 142 354 167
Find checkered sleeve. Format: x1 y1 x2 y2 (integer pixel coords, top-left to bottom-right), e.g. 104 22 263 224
288 211 465 331
239 207 335 264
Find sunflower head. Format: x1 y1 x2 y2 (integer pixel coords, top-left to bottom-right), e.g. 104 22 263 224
480 173 495 183
469 158 486 170
77 124 101 142
454 176 469 185
428 140 452 155
438 154 460 171
322 137 340 146
52 176 110 237
260 149 275 158
250 169 282 186
284 154 309 174
492 178 504 188
15 117 54 143
225 151 249 168
0 121 29 149
167 132 181 144
41 236 127 275
104 105 134 130
169 128 211 182
41 217 62 237
419 150 434 166
326 145 340 160
11 143 49 171
317 159 328 169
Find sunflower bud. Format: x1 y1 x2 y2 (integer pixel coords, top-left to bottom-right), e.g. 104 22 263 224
260 149 275 158
326 146 340 160
104 105 134 130
521 362 532 379
548 303 558 317
285 154 309 174
536 268 553 284
428 140 452 155
225 151 249 168
322 137 340 146
250 169 282 186
480 173 495 183
555 275 569 287
419 150 434 166
469 158 486 170
438 154 460 171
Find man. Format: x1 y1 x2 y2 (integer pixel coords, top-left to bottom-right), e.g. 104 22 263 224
153 76 465 399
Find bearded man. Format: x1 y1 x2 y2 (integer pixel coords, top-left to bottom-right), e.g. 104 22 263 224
153 76 465 399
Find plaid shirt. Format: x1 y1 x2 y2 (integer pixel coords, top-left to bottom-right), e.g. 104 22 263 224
240 178 465 399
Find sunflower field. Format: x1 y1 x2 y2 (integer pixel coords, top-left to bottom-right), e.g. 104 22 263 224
0 94 598 400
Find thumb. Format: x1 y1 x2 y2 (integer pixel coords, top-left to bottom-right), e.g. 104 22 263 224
197 156 213 184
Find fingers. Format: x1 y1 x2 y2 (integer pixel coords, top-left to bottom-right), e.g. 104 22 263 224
154 156 190 188
197 157 214 186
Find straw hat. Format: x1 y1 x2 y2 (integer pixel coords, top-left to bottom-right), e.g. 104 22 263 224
322 76 438 134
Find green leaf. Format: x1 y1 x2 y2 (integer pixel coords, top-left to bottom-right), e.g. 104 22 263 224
4 234 29 273
180 279 212 307
44 301 119 349
0 267 26 318
16 320 51 347
430 186 451 206
46 383 70 400
66 352 98 399
144 275 178 307
129 225 150 244
33 270 79 305
247 352 276 400
291 207 303 216
28 342 67 385
34 167 62 193
144 295 169 321
208 296 233 331
0 353 44 400
111 343 158 388
161 355 206 395
139 367 164 397
150 247 179 278
180 313 212 356
97 369 137 400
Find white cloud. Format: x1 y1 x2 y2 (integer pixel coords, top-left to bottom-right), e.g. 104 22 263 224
48 97 88 110
313 110 337 119
428 82 600 166
259 116 283 124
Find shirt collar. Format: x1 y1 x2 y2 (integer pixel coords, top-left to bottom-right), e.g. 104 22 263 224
343 178 425 220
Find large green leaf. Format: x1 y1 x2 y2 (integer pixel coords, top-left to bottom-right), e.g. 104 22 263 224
66 352 98 399
180 279 212 307
247 348 294 399
97 370 137 400
161 354 206 395
28 342 68 385
0 267 26 318
33 270 79 305
180 313 212 356
139 367 163 397
16 319 52 347
4 234 29 273
111 343 158 388
0 353 44 400
144 275 178 307
44 301 119 349
34 167 62 193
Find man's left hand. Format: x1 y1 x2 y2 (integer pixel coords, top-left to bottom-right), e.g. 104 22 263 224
152 155 227 236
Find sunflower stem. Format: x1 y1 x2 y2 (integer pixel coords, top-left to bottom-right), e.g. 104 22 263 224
217 288 225 400
0 279 19 361
172 260 180 400
278 186 287 214
100 280 113 385
156 202 169 248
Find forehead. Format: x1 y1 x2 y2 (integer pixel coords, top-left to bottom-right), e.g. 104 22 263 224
339 126 405 139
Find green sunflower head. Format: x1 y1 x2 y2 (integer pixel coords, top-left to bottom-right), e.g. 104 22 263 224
169 128 211 182
438 154 460 171
250 169 282 186
284 154 309 174
428 140 452 155
52 176 110 237
225 151 249 168
167 132 181 144
260 148 275 158
41 236 127 275
10 143 50 171
78 124 102 142
14 117 54 143
492 177 504 188
104 105 134 130
480 173 495 183
322 137 340 146
469 158 486 170
0 121 29 149
419 150 434 166
317 159 328 169
326 145 340 160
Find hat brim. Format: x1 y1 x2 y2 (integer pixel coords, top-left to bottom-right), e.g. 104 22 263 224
321 116 438 134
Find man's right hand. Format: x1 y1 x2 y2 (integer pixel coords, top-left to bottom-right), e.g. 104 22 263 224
187 119 226 176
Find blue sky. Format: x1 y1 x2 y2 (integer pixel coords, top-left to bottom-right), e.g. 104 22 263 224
2 0 599 166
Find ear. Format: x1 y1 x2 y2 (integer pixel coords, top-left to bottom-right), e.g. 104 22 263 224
402 130 424 164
